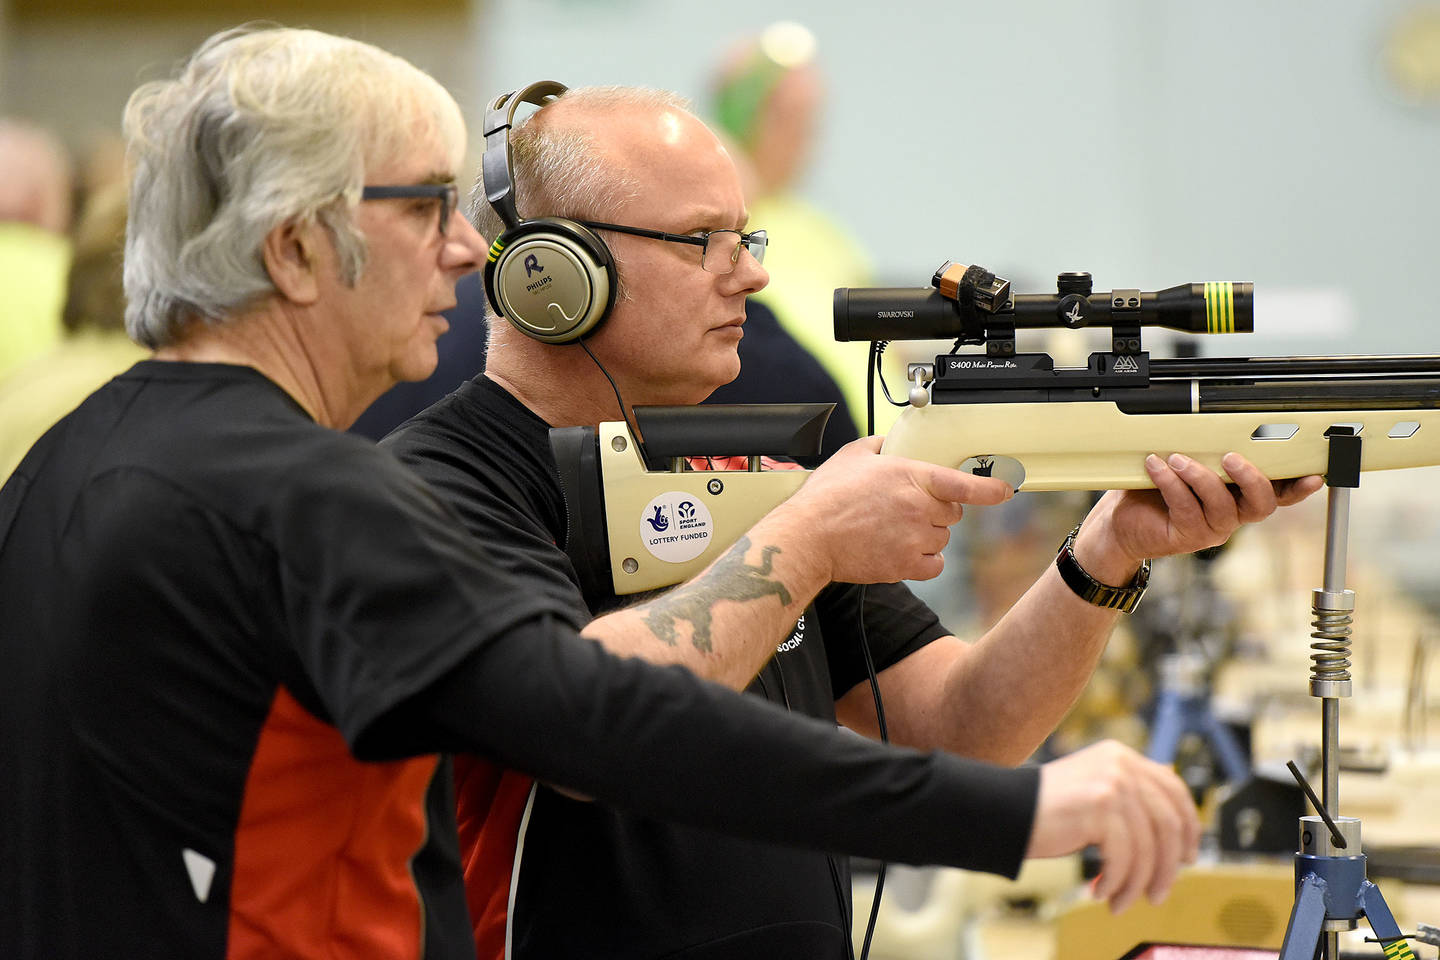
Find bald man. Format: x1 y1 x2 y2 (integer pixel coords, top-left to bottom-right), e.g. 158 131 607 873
385 84 1320 960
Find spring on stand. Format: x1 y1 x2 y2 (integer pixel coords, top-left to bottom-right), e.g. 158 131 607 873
1310 606 1353 684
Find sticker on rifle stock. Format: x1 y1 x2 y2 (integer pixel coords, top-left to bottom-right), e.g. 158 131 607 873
960 455 1026 491
639 492 714 563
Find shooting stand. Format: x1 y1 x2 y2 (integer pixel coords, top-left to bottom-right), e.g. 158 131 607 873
1277 427 1415 960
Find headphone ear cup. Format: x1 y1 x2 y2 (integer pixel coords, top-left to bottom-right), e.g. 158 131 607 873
484 218 616 343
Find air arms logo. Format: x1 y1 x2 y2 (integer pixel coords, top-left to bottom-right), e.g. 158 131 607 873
640 493 714 563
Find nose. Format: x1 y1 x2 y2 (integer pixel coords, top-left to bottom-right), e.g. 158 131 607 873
725 243 769 296
441 211 486 274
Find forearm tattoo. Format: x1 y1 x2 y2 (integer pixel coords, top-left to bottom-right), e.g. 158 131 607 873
642 536 793 652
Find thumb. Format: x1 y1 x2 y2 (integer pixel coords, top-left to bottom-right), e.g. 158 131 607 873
920 463 1014 506
840 435 886 456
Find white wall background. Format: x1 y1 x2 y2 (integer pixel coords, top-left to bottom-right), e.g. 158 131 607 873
473 0 1440 357
3 0 1435 357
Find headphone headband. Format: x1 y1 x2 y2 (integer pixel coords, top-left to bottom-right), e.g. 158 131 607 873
482 80 568 229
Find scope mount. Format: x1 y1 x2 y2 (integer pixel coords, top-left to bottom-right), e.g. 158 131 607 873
928 263 1147 359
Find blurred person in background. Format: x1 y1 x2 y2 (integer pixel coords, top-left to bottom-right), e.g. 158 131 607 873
711 21 876 435
0 119 74 381
0 142 145 480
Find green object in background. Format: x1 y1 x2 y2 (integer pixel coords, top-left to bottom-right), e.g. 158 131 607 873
714 51 787 147
0 221 71 382
713 21 818 147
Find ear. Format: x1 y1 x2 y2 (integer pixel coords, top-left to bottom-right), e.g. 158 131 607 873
261 218 324 307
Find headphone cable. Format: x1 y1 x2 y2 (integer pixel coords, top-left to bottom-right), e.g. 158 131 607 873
579 338 652 466
856 585 888 960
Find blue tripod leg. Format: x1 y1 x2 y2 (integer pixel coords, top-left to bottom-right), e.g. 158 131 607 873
1198 708 1250 783
1279 873 1328 960
1147 689 1185 764
1359 880 1417 960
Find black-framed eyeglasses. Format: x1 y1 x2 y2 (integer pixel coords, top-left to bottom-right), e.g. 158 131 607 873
576 221 767 274
361 183 460 235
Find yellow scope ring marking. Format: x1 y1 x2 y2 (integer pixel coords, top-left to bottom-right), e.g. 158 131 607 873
1205 281 1235 334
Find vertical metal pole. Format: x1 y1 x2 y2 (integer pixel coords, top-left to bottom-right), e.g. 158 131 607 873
1321 698 1340 819
1320 488 1349 819
1309 429 1362 960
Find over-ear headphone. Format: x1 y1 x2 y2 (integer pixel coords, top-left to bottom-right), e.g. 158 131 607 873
481 81 617 344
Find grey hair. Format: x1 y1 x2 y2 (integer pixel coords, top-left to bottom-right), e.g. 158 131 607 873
469 85 691 312
122 25 465 348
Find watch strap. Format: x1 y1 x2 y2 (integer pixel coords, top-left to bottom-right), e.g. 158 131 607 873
1055 523 1150 613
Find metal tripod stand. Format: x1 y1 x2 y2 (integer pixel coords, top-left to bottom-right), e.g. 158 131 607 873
1277 427 1416 960
1145 550 1250 787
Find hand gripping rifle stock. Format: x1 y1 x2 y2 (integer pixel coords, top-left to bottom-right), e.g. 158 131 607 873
550 404 828 598
837 266 1440 490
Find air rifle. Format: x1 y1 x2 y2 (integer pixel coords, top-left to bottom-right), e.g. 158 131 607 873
836 263 1440 491
553 262 1440 597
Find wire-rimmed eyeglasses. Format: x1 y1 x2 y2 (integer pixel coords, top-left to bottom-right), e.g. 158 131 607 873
576 220 767 274
360 183 460 235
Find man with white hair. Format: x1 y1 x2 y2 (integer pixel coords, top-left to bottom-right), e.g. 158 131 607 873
0 26 1223 960
385 84 1321 959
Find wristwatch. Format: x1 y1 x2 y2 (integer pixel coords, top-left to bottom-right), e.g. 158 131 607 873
1054 523 1150 613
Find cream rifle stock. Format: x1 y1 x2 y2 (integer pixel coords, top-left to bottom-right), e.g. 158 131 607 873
551 405 825 598
884 354 1440 491
834 264 1440 490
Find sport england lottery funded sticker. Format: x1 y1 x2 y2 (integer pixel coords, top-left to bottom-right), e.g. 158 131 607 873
639 492 714 563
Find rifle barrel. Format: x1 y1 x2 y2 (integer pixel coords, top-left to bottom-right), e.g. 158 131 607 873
1196 378 1440 412
1153 355 1440 379
1115 376 1440 414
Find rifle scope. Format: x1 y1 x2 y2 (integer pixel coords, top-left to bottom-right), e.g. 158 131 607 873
834 270 1253 342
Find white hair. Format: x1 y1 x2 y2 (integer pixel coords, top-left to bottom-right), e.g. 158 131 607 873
122 25 465 348
470 85 694 311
